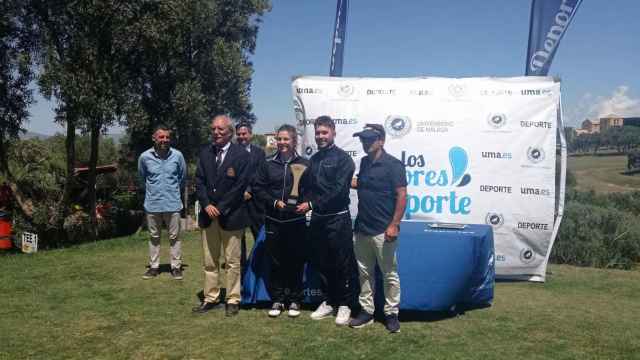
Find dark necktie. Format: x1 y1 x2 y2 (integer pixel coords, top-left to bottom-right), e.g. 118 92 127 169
215 147 223 168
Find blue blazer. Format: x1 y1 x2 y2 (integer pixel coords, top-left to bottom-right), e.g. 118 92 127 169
195 142 251 230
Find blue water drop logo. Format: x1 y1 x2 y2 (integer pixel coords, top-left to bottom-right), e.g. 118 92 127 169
448 146 471 187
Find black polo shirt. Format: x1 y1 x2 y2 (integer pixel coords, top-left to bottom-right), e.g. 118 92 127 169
354 151 407 236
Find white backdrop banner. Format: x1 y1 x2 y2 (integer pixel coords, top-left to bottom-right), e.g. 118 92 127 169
291 76 565 281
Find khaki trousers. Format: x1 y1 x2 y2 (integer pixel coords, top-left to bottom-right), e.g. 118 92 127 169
147 212 182 270
353 232 401 315
202 218 243 304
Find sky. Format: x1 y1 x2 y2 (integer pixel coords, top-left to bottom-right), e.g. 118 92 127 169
26 0 640 135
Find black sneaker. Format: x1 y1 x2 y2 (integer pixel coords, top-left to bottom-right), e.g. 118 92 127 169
268 302 284 317
349 311 374 328
171 267 183 280
288 302 301 318
384 314 401 333
142 267 159 279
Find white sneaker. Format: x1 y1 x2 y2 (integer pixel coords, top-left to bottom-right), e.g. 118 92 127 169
268 302 284 317
310 301 334 320
288 302 301 318
335 306 351 326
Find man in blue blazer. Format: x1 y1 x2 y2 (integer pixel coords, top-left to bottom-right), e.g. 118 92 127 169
193 115 251 316
235 122 266 242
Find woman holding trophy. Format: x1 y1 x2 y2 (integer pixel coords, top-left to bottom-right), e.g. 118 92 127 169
253 124 311 318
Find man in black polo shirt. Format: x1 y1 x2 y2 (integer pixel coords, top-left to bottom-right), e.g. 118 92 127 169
348 123 407 333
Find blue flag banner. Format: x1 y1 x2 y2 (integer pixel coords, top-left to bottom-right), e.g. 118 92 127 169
329 0 348 77
526 0 582 76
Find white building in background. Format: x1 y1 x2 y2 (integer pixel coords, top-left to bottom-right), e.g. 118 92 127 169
264 132 277 153
579 114 625 134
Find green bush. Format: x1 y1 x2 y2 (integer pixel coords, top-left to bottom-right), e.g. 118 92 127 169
603 191 640 215
111 191 144 236
63 211 94 244
110 208 144 237
564 189 640 214
112 191 141 211
553 191 640 269
6 136 144 249
565 168 577 188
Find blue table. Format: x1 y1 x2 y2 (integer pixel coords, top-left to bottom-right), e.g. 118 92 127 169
242 222 494 312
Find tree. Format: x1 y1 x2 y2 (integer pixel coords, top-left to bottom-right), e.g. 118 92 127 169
34 0 131 237
620 126 640 153
564 127 576 153
23 0 269 240
587 133 602 154
600 127 624 153
121 0 270 162
6 138 66 242
252 133 267 148
0 0 37 219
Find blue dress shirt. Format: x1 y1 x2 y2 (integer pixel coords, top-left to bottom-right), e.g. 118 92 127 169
138 147 187 213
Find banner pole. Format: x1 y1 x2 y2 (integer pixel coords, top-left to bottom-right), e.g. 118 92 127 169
542 79 567 281
329 0 349 77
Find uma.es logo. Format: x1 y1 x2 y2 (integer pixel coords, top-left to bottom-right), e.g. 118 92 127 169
520 89 552 96
481 151 512 160
296 87 323 95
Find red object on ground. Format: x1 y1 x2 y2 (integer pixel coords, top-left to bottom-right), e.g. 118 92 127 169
0 215 12 250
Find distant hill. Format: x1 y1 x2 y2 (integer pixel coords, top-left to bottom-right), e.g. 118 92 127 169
19 131 126 144
21 131 51 140
106 132 126 144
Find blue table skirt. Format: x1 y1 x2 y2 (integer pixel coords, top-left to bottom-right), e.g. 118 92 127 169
241 222 494 311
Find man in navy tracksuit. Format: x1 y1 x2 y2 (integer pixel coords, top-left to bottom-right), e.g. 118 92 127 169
295 115 357 326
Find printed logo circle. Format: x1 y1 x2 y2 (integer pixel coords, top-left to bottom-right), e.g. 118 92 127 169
448 83 467 98
385 115 412 138
305 146 314 156
485 212 504 228
520 247 536 264
337 84 354 97
527 147 546 163
487 113 507 129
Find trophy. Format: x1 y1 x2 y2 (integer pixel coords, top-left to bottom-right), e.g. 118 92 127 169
285 163 308 212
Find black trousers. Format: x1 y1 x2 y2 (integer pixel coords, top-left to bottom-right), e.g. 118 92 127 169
265 217 307 304
241 200 264 271
310 212 358 307
247 198 265 239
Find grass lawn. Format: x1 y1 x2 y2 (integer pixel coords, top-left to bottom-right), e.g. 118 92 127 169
568 155 640 193
1 231 639 360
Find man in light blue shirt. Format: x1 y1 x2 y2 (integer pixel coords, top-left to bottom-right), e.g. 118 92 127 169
138 125 187 280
